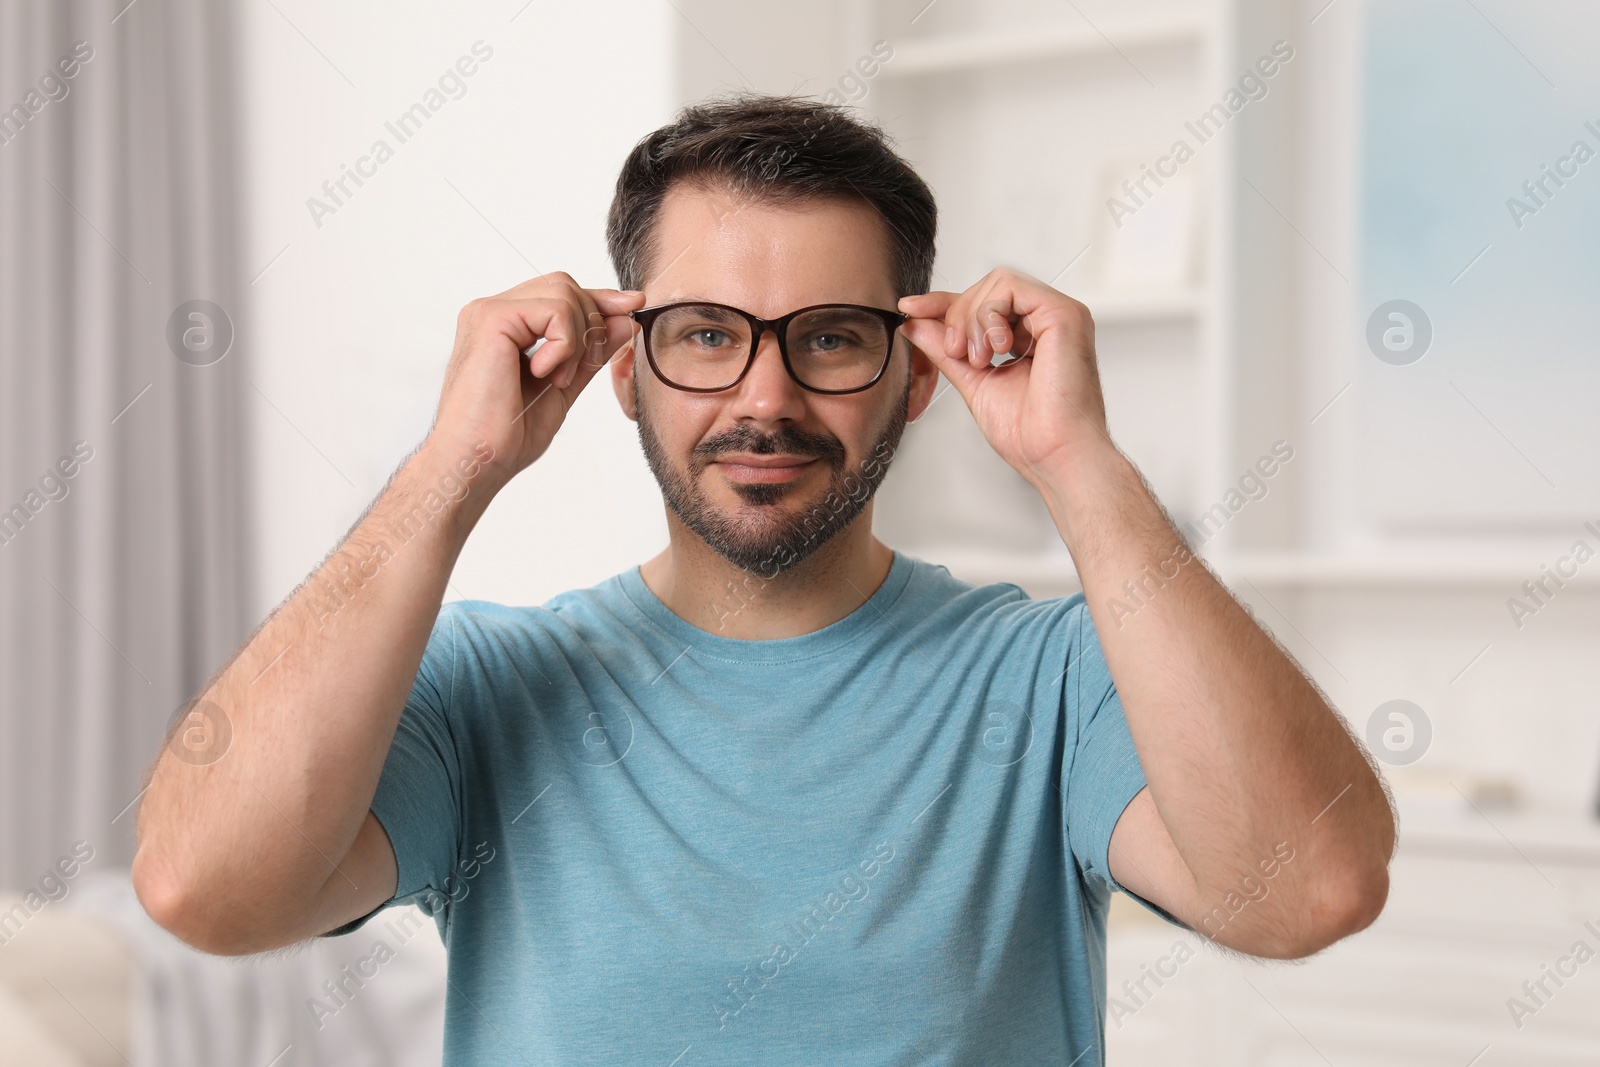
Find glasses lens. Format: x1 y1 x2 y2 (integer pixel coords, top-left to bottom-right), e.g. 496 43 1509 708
649 305 753 389
785 307 891 391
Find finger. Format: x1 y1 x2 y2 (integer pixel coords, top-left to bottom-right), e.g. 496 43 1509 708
973 296 1015 366
526 285 593 388
472 295 560 356
565 286 645 386
589 288 647 315
499 297 580 379
1005 318 1037 362
588 291 646 372
946 279 1003 368
578 310 637 374
488 278 628 386
493 275 641 316
897 291 958 319
958 272 1068 367
899 292 968 363
559 286 606 389
939 279 990 368
900 317 984 402
558 298 588 388
492 276 548 301
495 269 578 302
562 315 634 398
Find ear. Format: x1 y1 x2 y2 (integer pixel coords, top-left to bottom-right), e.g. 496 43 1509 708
904 336 941 424
611 336 639 421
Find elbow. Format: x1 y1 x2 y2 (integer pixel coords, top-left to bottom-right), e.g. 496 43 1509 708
131 845 223 953
1280 863 1391 960
131 845 206 948
1330 861 1391 941
131 846 280 957
1214 863 1390 961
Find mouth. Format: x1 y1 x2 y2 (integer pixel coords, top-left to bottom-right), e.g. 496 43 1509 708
710 453 817 484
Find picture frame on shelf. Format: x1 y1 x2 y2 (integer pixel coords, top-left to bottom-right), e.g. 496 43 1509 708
1092 153 1204 291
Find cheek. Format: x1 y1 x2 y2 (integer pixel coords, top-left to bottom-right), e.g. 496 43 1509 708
664 409 729 473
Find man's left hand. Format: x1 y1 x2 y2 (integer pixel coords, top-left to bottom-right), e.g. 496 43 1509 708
898 267 1117 490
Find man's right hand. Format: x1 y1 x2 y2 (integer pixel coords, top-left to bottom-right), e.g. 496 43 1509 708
132 271 645 955
430 272 645 487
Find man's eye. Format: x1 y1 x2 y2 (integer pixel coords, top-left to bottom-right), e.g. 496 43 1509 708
802 331 862 352
689 328 733 347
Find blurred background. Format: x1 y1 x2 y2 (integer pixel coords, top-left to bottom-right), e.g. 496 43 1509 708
2 0 1598 1063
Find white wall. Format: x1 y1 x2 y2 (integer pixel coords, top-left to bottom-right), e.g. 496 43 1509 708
233 0 1600 819
239 0 674 615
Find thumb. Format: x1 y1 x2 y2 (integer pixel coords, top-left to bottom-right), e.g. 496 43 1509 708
898 291 957 319
591 288 647 315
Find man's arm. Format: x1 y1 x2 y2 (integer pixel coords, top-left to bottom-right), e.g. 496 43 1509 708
131 274 643 955
898 268 1396 960
132 438 489 954
1042 445 1394 959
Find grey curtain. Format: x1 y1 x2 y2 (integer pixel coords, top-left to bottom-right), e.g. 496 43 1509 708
0 0 251 888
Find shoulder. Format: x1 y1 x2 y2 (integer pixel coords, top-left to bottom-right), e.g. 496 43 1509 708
900 551 1089 639
432 570 641 661
891 553 1102 686
896 551 1028 617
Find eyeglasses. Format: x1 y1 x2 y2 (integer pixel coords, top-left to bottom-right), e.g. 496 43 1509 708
628 300 909 394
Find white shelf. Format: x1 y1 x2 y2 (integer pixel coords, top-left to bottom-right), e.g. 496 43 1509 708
1072 285 1202 325
901 546 1600 594
862 0 1225 591
1206 550 1600 589
882 13 1210 79
1392 789 1600 866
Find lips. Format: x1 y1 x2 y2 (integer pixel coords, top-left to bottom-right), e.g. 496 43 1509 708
714 454 814 468
711 454 816 483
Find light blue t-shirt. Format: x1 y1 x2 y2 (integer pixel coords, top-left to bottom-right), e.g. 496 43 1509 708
328 547 1185 1064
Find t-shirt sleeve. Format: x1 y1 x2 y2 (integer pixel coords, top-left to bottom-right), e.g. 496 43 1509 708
319 604 464 938
1060 596 1188 929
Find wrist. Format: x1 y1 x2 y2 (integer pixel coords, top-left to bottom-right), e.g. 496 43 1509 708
394 435 503 551
1033 443 1149 558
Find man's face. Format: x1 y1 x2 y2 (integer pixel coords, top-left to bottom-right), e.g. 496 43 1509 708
611 181 937 575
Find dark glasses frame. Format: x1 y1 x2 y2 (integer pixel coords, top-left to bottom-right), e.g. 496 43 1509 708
627 300 910 395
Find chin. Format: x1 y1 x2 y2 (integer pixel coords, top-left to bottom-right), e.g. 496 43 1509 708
722 480 803 507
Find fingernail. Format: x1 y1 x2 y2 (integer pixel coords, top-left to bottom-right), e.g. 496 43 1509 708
945 325 956 351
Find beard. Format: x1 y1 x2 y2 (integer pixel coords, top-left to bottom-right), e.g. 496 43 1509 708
635 364 912 576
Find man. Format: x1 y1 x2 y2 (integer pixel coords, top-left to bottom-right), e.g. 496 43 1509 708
132 93 1395 1064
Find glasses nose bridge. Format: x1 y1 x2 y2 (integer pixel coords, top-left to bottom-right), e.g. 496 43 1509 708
740 313 798 391
745 311 787 350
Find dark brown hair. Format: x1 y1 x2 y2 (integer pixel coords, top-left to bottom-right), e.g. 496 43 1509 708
606 91 937 299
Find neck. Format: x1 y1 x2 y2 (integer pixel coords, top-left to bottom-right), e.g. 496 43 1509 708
638 510 895 640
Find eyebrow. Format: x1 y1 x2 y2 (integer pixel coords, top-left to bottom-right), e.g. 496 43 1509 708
655 297 883 309
654 298 745 314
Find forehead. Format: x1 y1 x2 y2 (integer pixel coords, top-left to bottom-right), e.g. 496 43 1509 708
646 180 897 315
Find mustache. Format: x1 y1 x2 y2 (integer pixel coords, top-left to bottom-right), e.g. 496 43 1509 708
693 426 846 468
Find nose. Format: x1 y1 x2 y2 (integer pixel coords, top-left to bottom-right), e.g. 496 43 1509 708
727 327 807 423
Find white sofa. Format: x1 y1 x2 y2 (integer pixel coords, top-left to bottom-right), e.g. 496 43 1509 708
0 870 445 1067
